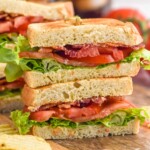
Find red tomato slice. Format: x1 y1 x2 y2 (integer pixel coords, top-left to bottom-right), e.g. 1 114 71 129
28 98 134 123
106 8 145 20
30 111 55 122
63 103 101 119
71 55 115 65
105 8 147 35
28 16 44 23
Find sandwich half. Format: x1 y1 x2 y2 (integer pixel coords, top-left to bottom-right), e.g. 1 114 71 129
0 0 74 112
1 18 150 85
5 18 149 139
0 63 24 112
0 0 74 41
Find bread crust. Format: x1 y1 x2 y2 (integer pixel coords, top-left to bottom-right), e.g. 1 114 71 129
24 61 140 88
32 119 140 139
0 0 74 20
28 18 143 47
22 77 133 110
0 63 6 79
0 95 23 113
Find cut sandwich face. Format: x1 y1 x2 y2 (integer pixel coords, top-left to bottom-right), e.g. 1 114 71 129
0 0 74 112
0 77 24 112
10 97 149 138
0 63 24 112
22 77 133 110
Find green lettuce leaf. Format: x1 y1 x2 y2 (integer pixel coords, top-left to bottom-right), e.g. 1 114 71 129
0 33 18 43
124 49 150 70
0 89 21 99
11 108 150 135
0 42 19 64
10 110 48 134
5 63 23 82
0 36 38 81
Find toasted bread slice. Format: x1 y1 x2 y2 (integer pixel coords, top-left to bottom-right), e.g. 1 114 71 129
22 77 133 110
28 18 143 47
0 134 52 150
0 95 23 113
24 61 140 88
0 63 6 79
0 0 74 20
32 119 140 139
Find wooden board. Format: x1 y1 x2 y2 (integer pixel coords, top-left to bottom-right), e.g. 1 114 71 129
0 83 150 150
47 141 68 150
54 127 150 150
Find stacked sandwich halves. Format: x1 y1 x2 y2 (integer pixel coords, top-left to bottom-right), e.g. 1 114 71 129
0 0 74 112
10 18 150 139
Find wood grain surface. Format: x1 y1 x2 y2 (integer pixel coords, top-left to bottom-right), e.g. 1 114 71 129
54 83 150 150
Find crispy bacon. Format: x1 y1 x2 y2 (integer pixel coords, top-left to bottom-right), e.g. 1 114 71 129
19 51 54 59
19 42 144 67
0 12 44 35
0 78 25 92
19 51 97 67
52 43 145 59
28 97 134 122
71 98 133 122
38 97 106 111
0 21 13 34
0 14 7 20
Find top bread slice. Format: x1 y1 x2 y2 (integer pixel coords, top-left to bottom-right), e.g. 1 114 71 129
0 0 74 20
28 18 143 47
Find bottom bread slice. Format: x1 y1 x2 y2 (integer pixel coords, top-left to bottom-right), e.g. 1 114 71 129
0 95 23 113
32 119 140 139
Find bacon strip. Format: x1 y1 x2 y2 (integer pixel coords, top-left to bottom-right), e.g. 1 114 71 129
0 12 44 35
0 78 25 92
19 51 97 67
19 42 145 67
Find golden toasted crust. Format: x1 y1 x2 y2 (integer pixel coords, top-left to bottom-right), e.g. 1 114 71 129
32 119 140 139
22 77 133 110
0 0 74 20
28 18 143 47
0 95 23 113
0 63 6 79
24 61 140 88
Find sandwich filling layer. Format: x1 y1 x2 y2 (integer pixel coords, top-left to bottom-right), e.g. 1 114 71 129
0 77 24 99
11 96 149 134
19 43 145 67
25 97 134 123
0 12 44 40
0 36 150 82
